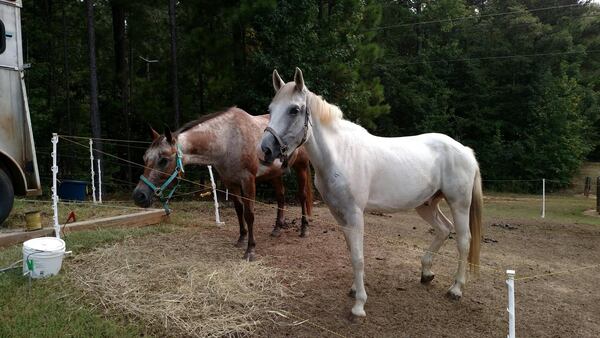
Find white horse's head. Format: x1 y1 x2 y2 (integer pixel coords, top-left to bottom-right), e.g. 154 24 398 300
259 67 312 166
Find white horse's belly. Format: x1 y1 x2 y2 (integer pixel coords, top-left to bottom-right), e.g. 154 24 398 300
365 172 438 211
358 142 440 211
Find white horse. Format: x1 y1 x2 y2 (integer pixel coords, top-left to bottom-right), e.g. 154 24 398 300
258 68 483 319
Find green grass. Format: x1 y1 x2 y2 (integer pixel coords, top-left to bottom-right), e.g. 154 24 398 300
0 225 174 338
483 193 600 225
3 199 144 230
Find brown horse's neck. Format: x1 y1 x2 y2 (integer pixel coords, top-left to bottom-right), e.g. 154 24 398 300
176 116 226 166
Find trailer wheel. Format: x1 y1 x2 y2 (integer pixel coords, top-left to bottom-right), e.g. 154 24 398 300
0 168 14 225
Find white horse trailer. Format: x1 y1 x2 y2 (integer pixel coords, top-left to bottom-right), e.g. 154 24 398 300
0 0 41 224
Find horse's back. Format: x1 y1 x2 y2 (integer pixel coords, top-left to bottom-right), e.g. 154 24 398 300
405 133 474 160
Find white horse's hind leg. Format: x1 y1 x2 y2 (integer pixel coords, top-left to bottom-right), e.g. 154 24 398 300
339 211 367 317
348 281 357 298
415 201 452 283
447 203 471 300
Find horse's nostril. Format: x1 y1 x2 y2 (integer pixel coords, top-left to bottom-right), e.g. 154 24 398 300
262 145 272 157
133 191 147 203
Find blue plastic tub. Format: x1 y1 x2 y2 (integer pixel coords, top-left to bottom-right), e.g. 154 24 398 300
58 180 88 201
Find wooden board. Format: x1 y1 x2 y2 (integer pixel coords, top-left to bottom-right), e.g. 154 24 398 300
0 209 167 248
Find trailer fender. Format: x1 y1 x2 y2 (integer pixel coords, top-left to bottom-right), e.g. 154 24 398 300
0 150 26 195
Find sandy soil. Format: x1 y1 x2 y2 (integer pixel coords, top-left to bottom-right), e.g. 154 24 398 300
208 203 600 338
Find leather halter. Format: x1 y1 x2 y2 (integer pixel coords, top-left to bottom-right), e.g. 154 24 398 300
264 102 311 168
139 143 184 215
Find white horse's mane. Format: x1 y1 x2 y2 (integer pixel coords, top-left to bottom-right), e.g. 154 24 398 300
308 91 343 125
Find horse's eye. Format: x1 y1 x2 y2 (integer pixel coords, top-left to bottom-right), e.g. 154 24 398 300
158 158 168 167
290 107 300 115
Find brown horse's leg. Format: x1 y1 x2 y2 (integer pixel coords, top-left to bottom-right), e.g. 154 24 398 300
271 177 286 237
231 191 247 247
241 178 257 261
296 167 310 237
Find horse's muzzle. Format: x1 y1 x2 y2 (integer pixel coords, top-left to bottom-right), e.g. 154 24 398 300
259 134 279 165
132 186 152 208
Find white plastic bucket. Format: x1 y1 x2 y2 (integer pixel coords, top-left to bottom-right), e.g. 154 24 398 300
22 237 66 279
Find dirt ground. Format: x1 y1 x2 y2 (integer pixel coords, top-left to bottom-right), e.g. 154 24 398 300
213 202 599 337
77 200 600 337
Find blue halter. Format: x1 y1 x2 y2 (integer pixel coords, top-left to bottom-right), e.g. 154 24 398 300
139 144 184 215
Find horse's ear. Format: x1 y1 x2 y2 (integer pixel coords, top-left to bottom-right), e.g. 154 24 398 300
148 123 160 141
164 125 174 144
273 69 285 92
294 67 305 91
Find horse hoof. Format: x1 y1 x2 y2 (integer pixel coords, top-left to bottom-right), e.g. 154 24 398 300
348 311 366 324
299 229 308 238
270 228 282 237
446 290 462 301
348 289 356 298
243 252 257 262
420 274 435 284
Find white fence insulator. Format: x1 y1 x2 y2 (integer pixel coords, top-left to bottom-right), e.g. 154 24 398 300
506 269 516 338
89 139 97 204
51 133 60 239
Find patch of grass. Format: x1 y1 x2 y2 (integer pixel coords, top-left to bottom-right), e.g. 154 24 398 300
62 224 174 253
0 224 174 338
3 199 146 230
0 271 147 338
166 200 227 227
483 194 600 225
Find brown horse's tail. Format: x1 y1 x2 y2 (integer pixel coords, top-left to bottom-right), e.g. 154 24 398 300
305 166 313 217
468 168 483 274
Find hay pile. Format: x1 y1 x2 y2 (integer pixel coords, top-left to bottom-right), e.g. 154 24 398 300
69 230 298 337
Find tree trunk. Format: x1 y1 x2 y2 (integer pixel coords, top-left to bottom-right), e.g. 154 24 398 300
62 0 71 136
232 22 246 104
45 0 55 127
198 54 205 114
415 0 423 56
86 0 103 162
318 0 323 22
232 24 242 71
168 0 180 128
111 2 131 181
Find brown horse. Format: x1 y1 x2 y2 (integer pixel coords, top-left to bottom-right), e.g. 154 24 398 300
132 107 313 260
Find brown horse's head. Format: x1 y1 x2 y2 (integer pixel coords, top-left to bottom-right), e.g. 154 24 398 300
132 125 181 208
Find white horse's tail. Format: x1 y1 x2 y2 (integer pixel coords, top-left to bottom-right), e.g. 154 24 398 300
468 169 483 273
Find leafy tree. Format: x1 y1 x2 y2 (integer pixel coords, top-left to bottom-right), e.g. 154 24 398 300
376 0 600 187
16 0 600 192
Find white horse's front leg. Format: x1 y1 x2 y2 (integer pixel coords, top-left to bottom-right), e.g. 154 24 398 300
340 211 367 317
